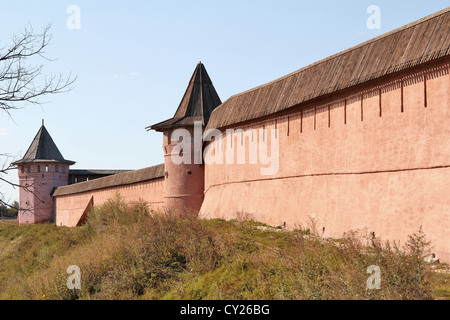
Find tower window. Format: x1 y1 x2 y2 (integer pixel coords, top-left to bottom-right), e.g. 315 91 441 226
45 165 49 172
21 167 24 173
37 166 41 173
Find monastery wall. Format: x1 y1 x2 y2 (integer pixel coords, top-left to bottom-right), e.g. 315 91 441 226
200 60 450 262
54 170 165 227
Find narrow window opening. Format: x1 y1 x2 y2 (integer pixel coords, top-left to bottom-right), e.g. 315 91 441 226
328 105 331 128
287 116 290 136
344 100 347 125
300 110 303 133
275 120 278 138
314 107 317 130
361 94 364 121
401 80 404 113
379 89 382 117
424 74 428 108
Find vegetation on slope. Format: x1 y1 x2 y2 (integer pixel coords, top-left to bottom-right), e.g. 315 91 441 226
0 201 19 218
0 196 448 300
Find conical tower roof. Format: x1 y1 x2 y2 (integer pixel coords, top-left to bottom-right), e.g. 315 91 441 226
147 62 222 131
13 122 75 165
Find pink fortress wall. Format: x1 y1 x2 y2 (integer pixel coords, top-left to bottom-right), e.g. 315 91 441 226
55 178 165 227
200 59 450 262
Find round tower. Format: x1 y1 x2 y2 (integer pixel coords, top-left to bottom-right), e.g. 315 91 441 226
147 62 222 215
162 126 205 214
13 122 75 224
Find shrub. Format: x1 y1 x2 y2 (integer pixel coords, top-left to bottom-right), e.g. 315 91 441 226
0 197 441 300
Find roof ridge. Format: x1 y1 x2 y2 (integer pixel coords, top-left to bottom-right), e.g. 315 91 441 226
53 164 165 196
206 8 450 130
219 7 450 104
200 63 205 124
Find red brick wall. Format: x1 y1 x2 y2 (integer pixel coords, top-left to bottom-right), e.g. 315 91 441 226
200 59 450 262
55 178 165 227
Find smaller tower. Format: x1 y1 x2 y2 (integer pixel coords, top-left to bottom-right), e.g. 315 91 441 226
147 62 222 214
12 122 75 224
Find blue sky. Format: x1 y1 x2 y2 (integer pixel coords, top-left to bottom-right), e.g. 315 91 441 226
1 0 448 202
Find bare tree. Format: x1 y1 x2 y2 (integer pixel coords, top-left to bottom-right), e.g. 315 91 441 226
0 24 76 207
0 154 18 208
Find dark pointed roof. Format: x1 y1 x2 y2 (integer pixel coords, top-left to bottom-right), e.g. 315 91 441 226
147 62 222 131
13 124 75 165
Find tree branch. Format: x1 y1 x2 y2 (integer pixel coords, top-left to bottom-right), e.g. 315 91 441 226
0 24 76 212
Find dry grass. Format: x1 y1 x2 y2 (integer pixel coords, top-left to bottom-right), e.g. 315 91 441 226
0 196 447 300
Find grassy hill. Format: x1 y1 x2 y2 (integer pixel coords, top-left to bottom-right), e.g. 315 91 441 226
0 196 449 300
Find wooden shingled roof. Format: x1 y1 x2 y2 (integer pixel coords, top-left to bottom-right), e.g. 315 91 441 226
12 123 75 165
69 169 131 176
52 164 165 197
147 62 222 131
206 7 450 130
